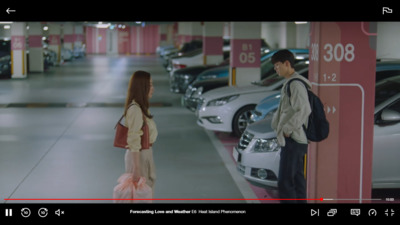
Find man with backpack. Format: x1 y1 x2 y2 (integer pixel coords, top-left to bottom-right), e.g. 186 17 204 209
271 50 312 203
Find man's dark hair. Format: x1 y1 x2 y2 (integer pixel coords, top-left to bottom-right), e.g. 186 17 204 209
271 49 295 68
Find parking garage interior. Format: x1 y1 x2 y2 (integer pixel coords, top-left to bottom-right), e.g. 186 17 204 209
0 18 399 221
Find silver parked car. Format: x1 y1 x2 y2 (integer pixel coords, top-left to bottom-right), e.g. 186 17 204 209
233 75 400 189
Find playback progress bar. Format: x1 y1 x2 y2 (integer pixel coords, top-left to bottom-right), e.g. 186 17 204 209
323 198 383 201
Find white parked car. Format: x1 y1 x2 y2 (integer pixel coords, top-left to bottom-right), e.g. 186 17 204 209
196 61 309 137
170 49 204 75
234 75 400 189
157 44 177 57
170 50 230 76
233 116 280 188
61 48 74 61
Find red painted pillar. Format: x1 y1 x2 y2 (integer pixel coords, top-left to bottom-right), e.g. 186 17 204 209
48 23 61 64
202 22 223 65
118 26 130 55
229 22 261 87
74 24 84 51
307 22 377 203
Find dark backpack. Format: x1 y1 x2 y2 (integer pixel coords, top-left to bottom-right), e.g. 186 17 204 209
286 78 329 142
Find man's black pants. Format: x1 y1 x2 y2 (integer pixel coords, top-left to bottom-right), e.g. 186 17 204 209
278 137 308 204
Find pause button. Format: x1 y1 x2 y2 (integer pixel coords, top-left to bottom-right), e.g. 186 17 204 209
5 209 12 217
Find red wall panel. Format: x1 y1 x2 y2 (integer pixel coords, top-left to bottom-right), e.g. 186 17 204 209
130 25 159 55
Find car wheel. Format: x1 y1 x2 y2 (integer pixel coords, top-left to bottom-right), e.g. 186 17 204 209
232 105 256 137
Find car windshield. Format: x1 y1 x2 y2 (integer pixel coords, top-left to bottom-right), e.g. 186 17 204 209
375 75 400 106
260 58 274 78
253 62 309 87
376 70 400 82
180 41 202 52
180 48 202 57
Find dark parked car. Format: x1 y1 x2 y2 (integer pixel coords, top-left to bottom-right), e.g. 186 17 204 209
0 40 11 79
0 54 11 79
170 57 229 94
163 40 203 69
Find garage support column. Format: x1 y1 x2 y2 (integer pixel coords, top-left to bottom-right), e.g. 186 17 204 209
48 23 61 65
10 22 27 79
27 22 44 72
159 24 168 47
177 22 202 46
307 22 377 203
377 23 400 59
63 22 74 51
202 22 224 65
74 25 84 50
229 22 261 87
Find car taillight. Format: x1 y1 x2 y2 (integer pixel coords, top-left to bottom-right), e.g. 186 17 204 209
173 64 187 69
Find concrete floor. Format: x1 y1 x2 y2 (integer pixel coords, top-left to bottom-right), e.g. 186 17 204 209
0 55 262 204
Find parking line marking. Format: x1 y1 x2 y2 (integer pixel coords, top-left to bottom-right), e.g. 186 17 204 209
204 129 260 203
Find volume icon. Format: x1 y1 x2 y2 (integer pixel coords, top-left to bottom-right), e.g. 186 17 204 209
5 209 12 217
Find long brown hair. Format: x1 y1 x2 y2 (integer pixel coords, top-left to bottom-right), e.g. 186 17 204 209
124 70 153 119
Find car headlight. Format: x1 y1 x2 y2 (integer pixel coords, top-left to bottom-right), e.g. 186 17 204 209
252 138 280 152
250 110 261 123
265 109 277 119
198 97 205 106
207 95 239 107
185 86 193 97
193 86 203 98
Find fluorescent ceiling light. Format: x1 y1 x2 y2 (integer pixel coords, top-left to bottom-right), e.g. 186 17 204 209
95 23 111 28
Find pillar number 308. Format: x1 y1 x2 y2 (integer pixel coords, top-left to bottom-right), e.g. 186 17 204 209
311 43 355 62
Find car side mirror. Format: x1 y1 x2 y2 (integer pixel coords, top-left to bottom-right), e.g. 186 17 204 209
381 109 400 124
